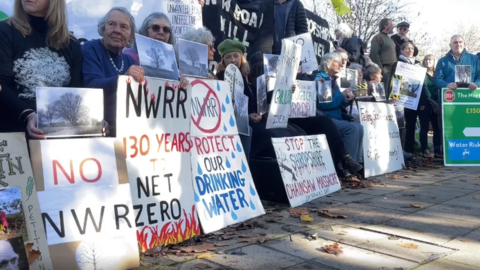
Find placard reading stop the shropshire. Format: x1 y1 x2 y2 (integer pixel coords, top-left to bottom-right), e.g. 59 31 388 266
442 89 480 166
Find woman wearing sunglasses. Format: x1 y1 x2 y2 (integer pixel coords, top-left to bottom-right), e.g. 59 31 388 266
123 12 174 64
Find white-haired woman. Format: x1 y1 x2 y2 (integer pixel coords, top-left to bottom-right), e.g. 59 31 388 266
335 23 365 66
82 7 144 137
315 52 364 165
0 0 83 139
124 12 175 64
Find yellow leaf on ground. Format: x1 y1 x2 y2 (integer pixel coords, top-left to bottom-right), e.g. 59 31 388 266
196 253 214 259
398 243 418 249
410 203 424 208
300 215 314 222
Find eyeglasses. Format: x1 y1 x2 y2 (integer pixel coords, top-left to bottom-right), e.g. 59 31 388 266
208 44 215 51
149 24 171 34
399 27 409 32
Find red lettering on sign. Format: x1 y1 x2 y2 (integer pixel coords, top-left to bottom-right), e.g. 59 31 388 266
53 158 103 185
79 158 102 183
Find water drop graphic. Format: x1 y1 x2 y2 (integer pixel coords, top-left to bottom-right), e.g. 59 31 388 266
229 115 235 127
217 81 221 91
226 158 231 169
236 142 243 152
231 211 238 220
222 103 226 113
250 184 256 196
226 95 230 104
223 124 227 132
194 191 200 203
241 160 247 173
197 162 203 175
231 152 236 159
250 199 256 210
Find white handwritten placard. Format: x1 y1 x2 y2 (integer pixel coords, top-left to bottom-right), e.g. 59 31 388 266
0 133 53 270
287 33 317 73
266 39 302 129
224 64 244 102
272 135 341 207
358 102 405 178
116 76 199 251
256 75 268 114
290 80 317 118
393 62 426 110
29 138 139 270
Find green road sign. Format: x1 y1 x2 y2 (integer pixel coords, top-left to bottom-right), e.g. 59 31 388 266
442 88 480 166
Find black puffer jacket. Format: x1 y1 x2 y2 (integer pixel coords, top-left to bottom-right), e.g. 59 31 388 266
281 0 308 38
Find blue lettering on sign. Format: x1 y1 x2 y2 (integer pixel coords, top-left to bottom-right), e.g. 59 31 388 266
202 188 249 218
448 140 480 161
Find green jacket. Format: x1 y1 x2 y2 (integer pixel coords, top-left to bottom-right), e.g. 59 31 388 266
422 73 439 105
369 32 397 68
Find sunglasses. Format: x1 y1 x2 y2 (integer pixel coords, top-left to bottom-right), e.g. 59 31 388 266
149 24 171 34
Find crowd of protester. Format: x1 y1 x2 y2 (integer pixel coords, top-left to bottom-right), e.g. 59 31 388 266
1 0 479 183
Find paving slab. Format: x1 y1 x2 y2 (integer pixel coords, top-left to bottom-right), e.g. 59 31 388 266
414 259 478 270
207 245 304 270
440 228 480 268
356 194 436 213
264 234 418 270
392 185 474 204
412 204 480 224
442 190 480 209
179 260 232 270
364 212 480 245
283 261 337 270
309 225 388 246
316 203 407 225
432 178 480 191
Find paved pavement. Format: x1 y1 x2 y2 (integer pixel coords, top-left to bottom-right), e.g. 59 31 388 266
137 166 480 270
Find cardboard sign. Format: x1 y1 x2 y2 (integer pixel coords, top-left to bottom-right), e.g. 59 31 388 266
234 91 250 136
116 76 199 251
29 138 139 270
256 75 268 114
191 135 265 233
224 64 244 101
290 80 317 118
266 40 302 129
0 133 53 270
391 62 426 110
190 79 239 137
358 102 405 177
442 89 480 166
272 135 341 207
286 33 317 73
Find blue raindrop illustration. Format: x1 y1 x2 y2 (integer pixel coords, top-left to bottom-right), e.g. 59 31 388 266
226 158 231 169
229 115 235 127
231 211 238 220
197 162 203 175
250 199 256 210
236 142 243 153
222 103 226 113
250 184 256 196
194 191 200 203
223 124 227 132
241 160 247 173
226 95 230 104
231 152 236 159
217 81 221 91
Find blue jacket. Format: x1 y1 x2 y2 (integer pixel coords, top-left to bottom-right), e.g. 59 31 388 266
434 49 480 88
315 71 350 120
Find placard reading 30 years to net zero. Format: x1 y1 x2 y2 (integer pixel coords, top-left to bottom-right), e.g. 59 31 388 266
442 89 480 166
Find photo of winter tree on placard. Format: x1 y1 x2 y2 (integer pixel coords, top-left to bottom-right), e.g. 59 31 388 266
256 75 268 114
36 87 103 137
341 69 358 89
135 34 179 80
234 91 249 136
391 77 402 97
455 65 471 87
373 82 386 101
317 80 332 103
178 39 208 78
263 54 280 77
399 79 421 98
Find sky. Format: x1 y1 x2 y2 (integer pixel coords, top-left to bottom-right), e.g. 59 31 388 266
0 188 22 214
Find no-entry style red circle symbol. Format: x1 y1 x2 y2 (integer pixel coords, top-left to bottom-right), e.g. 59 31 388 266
444 90 455 102
190 79 222 134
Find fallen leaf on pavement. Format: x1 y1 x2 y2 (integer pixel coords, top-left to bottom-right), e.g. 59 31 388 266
307 233 318 240
180 243 215 253
259 233 267 236
398 243 418 249
214 243 230 247
318 210 347 219
300 215 314 222
322 243 343 256
388 235 400 240
237 238 257 244
289 208 309 216
410 204 424 208
475 176 480 180
193 263 212 269
460 239 471 242
258 237 267 244
472 195 480 200
196 254 214 259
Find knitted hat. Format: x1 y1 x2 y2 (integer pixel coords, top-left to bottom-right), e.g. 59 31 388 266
217 39 246 58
